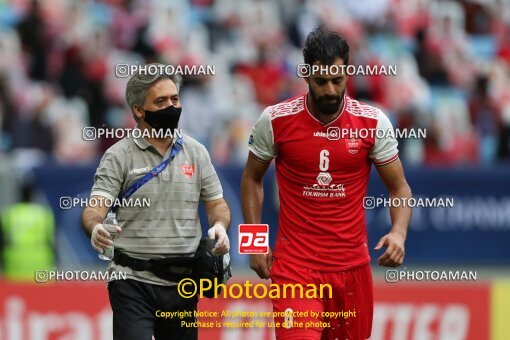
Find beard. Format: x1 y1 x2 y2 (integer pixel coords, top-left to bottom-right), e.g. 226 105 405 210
309 86 344 115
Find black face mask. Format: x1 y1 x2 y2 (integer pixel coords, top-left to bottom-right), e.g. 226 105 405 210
142 105 182 132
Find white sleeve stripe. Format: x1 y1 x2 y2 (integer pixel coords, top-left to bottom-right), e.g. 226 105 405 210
248 149 273 162
374 153 399 166
201 193 223 201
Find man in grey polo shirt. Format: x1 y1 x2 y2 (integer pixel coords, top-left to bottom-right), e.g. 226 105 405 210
81 65 230 340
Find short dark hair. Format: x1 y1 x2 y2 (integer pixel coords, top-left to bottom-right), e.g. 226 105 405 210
303 26 350 66
125 63 182 121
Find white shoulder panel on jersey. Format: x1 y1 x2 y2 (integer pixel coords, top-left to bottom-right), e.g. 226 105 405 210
268 96 304 120
345 96 380 120
248 107 277 161
369 110 399 165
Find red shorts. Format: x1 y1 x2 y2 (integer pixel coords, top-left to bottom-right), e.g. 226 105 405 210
270 257 373 340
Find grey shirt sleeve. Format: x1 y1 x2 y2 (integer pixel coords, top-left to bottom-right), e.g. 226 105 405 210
90 148 125 200
199 145 223 201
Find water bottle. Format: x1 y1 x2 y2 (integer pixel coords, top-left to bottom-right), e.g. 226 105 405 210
98 212 118 261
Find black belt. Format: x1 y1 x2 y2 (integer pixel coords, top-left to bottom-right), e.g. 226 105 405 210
113 250 196 283
113 239 229 298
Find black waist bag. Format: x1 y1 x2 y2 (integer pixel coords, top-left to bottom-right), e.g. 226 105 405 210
192 239 232 297
113 238 231 298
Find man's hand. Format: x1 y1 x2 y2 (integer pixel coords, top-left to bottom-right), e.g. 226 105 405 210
208 224 230 255
91 224 122 253
250 249 273 279
374 232 405 267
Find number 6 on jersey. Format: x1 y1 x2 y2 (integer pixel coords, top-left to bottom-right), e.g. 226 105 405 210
319 149 330 171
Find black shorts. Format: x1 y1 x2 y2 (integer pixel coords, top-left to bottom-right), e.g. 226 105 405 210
108 279 198 340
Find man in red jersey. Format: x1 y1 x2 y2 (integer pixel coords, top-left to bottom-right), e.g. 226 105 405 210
241 26 412 340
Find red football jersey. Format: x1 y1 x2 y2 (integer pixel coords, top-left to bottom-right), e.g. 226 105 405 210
248 93 399 271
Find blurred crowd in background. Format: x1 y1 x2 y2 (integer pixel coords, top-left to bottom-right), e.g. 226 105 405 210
1 0 510 168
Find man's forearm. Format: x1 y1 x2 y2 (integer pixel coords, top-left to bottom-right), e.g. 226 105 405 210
81 208 105 238
241 176 264 224
388 185 412 239
81 196 111 237
206 199 231 230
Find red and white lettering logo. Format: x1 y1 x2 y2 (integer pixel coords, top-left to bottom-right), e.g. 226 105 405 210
238 224 269 254
180 163 195 179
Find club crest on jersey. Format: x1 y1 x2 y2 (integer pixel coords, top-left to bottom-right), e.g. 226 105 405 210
346 138 361 154
180 163 195 179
